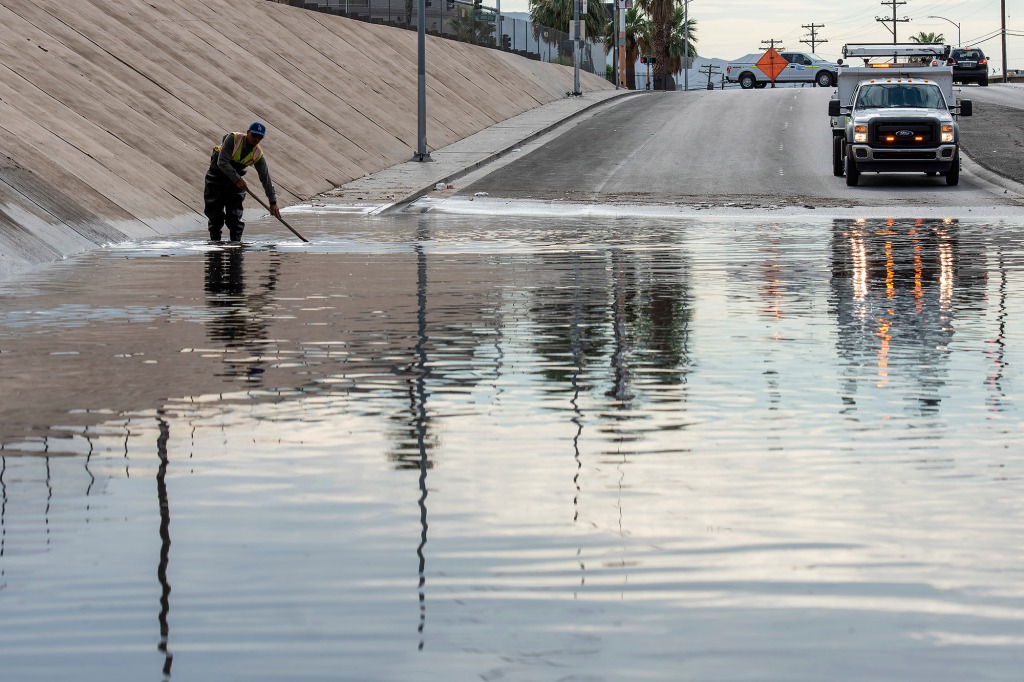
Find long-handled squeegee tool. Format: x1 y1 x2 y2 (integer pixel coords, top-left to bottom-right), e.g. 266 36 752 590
245 188 309 243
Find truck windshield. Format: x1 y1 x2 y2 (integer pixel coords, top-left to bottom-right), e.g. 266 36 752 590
855 83 946 109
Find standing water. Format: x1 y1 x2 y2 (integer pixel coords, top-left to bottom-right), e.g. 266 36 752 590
1 214 1022 681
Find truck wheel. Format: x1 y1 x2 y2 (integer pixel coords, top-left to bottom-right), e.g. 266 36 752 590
832 137 844 177
946 154 960 186
845 154 860 186
816 71 833 88
980 76 989 87
739 73 756 89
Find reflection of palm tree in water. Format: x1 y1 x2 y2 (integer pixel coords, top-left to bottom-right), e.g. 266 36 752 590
203 249 282 381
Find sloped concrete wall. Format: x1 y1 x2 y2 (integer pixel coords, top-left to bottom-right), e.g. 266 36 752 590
0 0 611 278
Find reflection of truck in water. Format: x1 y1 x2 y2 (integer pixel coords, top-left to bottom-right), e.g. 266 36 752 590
725 51 838 89
828 44 972 186
829 218 987 414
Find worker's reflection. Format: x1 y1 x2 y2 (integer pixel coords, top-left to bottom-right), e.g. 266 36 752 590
203 248 280 381
204 247 245 299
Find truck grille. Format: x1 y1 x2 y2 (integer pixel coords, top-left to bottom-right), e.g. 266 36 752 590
871 120 937 147
873 151 937 160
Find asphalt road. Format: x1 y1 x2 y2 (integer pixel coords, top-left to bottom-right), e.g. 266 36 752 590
957 83 1024 184
458 86 1024 211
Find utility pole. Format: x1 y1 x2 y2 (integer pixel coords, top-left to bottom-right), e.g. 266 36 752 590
1001 0 1008 83
800 23 827 54
875 0 909 44
699 62 721 90
760 39 784 88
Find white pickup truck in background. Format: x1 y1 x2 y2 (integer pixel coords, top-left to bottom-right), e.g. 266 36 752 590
725 51 839 89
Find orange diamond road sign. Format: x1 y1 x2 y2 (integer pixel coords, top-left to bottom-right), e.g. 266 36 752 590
756 48 788 81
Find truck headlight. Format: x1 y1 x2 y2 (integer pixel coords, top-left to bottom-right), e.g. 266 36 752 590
854 125 867 143
941 124 954 143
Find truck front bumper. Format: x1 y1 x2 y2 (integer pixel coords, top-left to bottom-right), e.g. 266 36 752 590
849 144 958 173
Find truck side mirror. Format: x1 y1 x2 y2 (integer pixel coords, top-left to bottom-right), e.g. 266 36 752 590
828 99 842 117
959 99 973 116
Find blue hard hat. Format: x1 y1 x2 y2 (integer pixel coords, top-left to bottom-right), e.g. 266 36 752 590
248 122 267 137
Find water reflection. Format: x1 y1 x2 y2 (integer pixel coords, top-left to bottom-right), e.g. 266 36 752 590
529 247 693 410
830 218 987 416
413 230 430 651
2 216 1023 681
988 245 1008 412
203 247 281 382
155 414 173 678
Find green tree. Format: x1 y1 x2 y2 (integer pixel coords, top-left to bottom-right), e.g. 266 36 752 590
665 5 697 76
449 6 496 45
909 31 945 44
638 0 676 89
604 5 651 89
529 0 609 52
908 31 945 64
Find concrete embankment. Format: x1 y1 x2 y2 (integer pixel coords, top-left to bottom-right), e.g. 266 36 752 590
0 0 611 278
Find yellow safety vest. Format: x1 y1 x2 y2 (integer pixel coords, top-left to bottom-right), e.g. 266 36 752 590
212 132 264 168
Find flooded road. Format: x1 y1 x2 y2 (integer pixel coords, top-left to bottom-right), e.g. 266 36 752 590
2 214 1023 681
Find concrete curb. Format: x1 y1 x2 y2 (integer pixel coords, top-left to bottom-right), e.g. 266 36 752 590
962 152 1024 199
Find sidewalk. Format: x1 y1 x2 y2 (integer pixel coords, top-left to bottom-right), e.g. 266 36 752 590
311 89 637 214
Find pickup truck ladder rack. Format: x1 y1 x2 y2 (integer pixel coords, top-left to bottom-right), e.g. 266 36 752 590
841 43 949 64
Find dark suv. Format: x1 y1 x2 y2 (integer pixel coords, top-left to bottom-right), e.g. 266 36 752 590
947 48 989 86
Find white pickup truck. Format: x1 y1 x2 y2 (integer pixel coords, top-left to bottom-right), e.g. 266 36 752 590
725 51 839 89
828 44 972 186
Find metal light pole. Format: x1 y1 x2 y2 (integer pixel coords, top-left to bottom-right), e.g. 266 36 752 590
683 0 689 91
618 0 627 89
927 15 961 46
415 0 431 161
573 0 582 95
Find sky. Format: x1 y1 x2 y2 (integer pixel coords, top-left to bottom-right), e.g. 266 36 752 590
500 0 1024 72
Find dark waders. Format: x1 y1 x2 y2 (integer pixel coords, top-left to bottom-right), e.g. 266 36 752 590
204 166 247 242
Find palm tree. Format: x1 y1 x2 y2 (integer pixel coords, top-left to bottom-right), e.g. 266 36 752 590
639 0 687 90
909 31 945 44
908 31 945 64
665 6 697 77
604 6 651 89
529 0 609 55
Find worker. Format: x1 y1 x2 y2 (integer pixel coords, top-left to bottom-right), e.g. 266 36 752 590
204 122 282 242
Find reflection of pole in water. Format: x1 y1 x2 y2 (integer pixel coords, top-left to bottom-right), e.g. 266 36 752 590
156 414 173 678
84 426 96 500
44 440 52 547
413 234 431 651
1 452 6 567
607 249 632 403
124 418 132 479
987 246 1008 411
570 254 585 596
